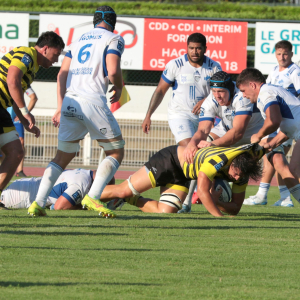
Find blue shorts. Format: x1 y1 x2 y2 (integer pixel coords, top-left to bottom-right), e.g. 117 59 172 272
14 122 24 138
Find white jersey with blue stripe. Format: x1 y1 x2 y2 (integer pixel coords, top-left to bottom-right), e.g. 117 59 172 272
257 84 300 139
1 169 93 208
65 27 124 106
161 54 222 121
266 63 300 98
200 83 264 134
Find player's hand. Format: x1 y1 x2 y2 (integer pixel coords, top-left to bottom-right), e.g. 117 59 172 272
52 110 61 128
263 142 274 152
210 180 222 204
183 143 198 164
251 133 262 144
23 112 35 129
109 86 122 104
192 101 202 115
142 116 151 134
198 140 212 149
24 125 40 138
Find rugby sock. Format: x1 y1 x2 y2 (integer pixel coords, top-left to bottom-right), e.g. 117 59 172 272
278 185 291 200
35 162 64 207
183 180 197 207
256 182 270 200
289 184 300 203
88 156 119 200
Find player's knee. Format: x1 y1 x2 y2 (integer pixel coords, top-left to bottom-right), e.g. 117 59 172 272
158 193 183 213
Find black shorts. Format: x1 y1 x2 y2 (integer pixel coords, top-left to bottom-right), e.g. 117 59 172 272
0 104 15 134
144 145 190 193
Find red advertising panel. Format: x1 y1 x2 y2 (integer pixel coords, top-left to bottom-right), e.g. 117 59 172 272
143 19 247 73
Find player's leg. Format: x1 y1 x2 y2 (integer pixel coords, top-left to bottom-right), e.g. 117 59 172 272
80 102 125 217
169 118 198 213
14 123 26 177
29 94 85 216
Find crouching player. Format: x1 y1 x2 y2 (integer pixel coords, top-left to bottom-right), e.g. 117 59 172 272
102 144 264 217
0 169 113 211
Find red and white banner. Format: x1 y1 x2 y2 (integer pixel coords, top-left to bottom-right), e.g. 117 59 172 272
39 15 247 73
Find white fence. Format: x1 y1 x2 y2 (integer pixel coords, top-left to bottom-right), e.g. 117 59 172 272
24 116 176 167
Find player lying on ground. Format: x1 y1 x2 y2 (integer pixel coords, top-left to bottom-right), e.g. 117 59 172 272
0 168 114 210
100 144 264 217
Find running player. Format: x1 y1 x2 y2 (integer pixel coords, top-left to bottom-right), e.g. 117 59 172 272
28 6 125 217
101 144 264 217
0 32 64 210
1 169 94 210
237 68 300 205
142 33 222 213
244 41 300 207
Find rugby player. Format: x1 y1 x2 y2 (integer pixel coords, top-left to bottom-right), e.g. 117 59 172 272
0 32 64 207
181 71 265 210
1 169 96 210
28 6 125 217
244 41 300 207
237 68 300 205
101 144 264 217
142 32 222 213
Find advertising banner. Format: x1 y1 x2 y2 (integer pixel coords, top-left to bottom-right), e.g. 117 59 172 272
143 19 248 73
39 14 247 73
255 22 300 74
0 13 29 59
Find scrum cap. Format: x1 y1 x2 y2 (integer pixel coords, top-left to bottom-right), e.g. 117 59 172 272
93 6 117 31
210 71 235 98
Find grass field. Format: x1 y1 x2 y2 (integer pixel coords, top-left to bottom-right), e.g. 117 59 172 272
1 183 300 300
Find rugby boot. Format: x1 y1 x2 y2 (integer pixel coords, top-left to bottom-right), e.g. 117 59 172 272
28 201 47 216
81 195 116 218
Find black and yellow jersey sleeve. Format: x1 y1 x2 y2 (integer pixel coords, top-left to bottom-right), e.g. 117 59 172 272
0 46 39 108
183 144 265 193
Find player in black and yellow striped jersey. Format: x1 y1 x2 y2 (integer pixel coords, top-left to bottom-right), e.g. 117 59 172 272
99 143 264 217
0 31 64 198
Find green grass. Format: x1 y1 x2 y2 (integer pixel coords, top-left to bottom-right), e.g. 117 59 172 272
1 185 300 299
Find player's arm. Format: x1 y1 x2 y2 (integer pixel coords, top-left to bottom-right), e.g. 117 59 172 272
54 195 82 210
212 115 251 147
142 78 171 134
7 66 35 127
54 55 72 127
251 104 282 143
263 131 289 151
27 91 38 112
216 191 245 215
106 53 123 104
184 120 213 163
197 171 224 217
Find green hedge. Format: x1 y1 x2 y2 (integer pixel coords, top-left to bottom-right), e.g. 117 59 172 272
1 1 300 20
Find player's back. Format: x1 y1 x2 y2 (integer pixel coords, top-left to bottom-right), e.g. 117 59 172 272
66 27 124 106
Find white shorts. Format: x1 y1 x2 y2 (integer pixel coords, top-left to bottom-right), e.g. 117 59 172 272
210 121 274 146
58 93 122 142
168 118 199 144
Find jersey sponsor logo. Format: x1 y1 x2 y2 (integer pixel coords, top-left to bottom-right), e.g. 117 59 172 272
214 161 225 171
194 70 201 82
152 167 157 174
181 75 187 83
204 75 210 81
117 40 124 52
71 67 93 75
67 106 76 113
72 189 82 202
21 54 33 67
63 106 83 120
163 68 168 75
200 107 205 117
100 128 107 135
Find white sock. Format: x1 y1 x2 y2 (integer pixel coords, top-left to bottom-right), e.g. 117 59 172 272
35 162 64 207
278 185 291 200
183 180 197 207
88 156 119 200
256 182 270 200
289 184 300 203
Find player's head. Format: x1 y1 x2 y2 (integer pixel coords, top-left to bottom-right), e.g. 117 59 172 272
275 40 293 68
187 33 207 65
94 6 117 31
35 31 65 68
210 71 235 105
229 152 263 182
236 68 266 103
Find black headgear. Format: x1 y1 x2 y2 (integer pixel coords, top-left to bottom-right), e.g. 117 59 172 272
93 6 117 31
210 71 235 99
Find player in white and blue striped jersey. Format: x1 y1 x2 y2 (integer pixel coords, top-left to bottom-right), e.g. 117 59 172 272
142 33 221 213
